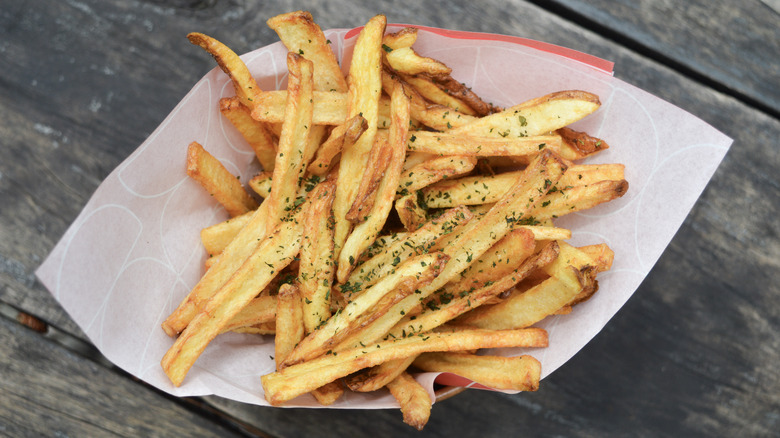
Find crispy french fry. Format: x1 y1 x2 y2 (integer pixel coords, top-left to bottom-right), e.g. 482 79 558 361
386 372 432 431
345 356 417 392
337 82 408 282
282 253 448 368
186 142 258 217
267 10 348 93
385 47 452 76
219 97 277 171
401 73 477 116
162 199 271 336
187 32 261 108
332 15 386 262
346 131 392 222
382 27 418 50
275 283 305 370
261 327 548 405
413 352 541 391
395 192 429 232
406 131 561 158
221 294 276 333
455 241 600 329
251 91 392 127
309 115 367 175
248 171 273 198
342 206 472 299
538 179 629 219
557 127 610 160
447 90 601 138
200 210 253 256
397 155 477 196
298 177 337 332
265 53 314 233
425 74 498 116
162 208 305 386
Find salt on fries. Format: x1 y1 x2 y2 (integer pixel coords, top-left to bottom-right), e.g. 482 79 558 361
160 10 629 430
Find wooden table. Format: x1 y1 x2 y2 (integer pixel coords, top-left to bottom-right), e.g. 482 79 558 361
2 1 778 436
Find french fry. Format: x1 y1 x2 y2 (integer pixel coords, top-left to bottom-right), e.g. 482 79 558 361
221 294 276 333
406 131 561 158
425 74 498 116
397 155 477 196
275 283 305 370
345 356 417 392
557 127 610 160
267 10 348 93
537 179 629 219
332 14 386 262
265 53 314 233
281 253 448 368
345 131 392 223
455 241 600 329
309 115 367 176
248 171 273 198
382 27 418 51
342 206 472 299
187 32 261 108
386 372 432 431
200 210 253 256
395 192 429 232
298 177 337 332
162 208 305 386
337 82 409 282
251 90 392 127
385 47 452 77
401 73 477 115
446 90 601 138
261 327 548 405
162 199 271 336
413 352 541 391
219 97 277 171
186 141 258 217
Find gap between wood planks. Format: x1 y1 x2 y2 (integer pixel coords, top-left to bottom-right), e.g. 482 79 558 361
526 0 780 121
0 301 272 438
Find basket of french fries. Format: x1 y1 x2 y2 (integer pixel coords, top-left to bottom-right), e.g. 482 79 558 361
36 10 731 431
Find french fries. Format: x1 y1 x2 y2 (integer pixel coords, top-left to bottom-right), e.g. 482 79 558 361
161 11 630 430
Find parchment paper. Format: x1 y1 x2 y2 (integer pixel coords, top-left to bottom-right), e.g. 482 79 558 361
36 24 732 408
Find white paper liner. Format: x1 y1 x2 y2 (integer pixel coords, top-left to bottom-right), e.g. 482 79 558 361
36 24 732 408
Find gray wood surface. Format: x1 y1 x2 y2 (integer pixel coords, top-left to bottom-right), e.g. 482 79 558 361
543 0 780 116
1 0 778 436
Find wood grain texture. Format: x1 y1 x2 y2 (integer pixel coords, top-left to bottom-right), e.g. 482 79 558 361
0 315 249 438
543 0 780 116
0 0 778 436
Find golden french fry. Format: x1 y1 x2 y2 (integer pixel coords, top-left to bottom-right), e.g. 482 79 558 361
248 171 273 198
578 243 615 273
425 74 498 116
200 210 253 256
406 131 561 157
557 127 610 160
538 179 629 220
395 192 429 232
267 10 348 93
162 200 271 336
275 283 305 370
397 155 477 196
386 372 432 431
298 177 337 332
162 208 305 386
221 294 277 333
265 53 314 233
382 27 418 51
261 327 548 405
401 73 477 116
219 97 277 171
186 142 258 217
385 47 452 76
413 352 541 391
345 356 417 393
337 82 408 282
250 90 392 127
447 90 601 138
187 32 261 108
309 115 367 175
357 231 410 264
346 131 392 222
282 253 447 368
332 15 386 262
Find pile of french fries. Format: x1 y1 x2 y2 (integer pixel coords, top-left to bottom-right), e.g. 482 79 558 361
160 11 628 430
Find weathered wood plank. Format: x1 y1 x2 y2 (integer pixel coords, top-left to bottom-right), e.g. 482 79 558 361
543 0 780 116
0 0 777 436
0 316 250 438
